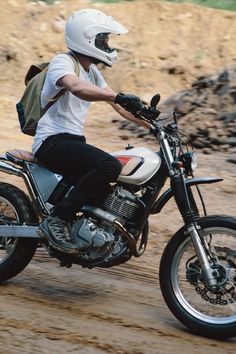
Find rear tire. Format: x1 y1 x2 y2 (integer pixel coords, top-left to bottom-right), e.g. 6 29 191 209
0 182 38 282
159 215 236 339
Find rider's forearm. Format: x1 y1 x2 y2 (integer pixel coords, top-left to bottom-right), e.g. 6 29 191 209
73 82 116 102
58 75 116 102
109 101 151 130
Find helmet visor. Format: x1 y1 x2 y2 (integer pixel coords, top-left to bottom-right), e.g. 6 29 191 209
95 33 115 53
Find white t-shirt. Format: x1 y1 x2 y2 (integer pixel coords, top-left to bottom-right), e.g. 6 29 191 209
32 53 107 155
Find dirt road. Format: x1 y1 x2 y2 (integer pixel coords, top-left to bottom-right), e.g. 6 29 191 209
0 149 235 354
1 239 236 354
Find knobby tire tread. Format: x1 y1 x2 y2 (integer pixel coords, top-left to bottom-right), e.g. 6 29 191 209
159 215 236 339
0 182 38 282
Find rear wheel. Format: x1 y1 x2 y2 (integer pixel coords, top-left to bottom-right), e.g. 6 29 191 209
0 182 38 282
159 215 236 339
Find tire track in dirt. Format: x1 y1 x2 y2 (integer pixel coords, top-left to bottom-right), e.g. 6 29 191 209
1 248 236 354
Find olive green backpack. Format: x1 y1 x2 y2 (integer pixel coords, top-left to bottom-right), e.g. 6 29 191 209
16 53 80 136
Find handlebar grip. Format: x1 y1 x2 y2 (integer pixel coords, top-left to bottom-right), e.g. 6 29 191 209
138 106 161 120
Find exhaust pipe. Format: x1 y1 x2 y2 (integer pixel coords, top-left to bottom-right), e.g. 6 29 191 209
0 160 23 177
81 205 145 257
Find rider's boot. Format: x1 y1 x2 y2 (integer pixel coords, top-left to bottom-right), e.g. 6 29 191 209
37 215 79 254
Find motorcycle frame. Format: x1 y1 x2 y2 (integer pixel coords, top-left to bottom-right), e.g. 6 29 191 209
0 156 50 218
0 137 224 275
0 151 222 223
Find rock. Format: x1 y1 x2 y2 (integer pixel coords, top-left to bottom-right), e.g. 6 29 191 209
224 137 236 146
227 157 236 164
200 108 217 115
39 22 48 32
192 76 215 90
114 65 236 155
52 18 66 33
217 111 236 123
1 48 18 62
230 89 236 103
202 148 212 154
213 82 230 96
36 1 48 7
161 63 186 75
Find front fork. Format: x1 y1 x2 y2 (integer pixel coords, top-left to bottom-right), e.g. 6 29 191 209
159 131 217 287
171 173 218 287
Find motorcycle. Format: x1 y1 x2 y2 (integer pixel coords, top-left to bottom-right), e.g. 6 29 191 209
0 93 235 339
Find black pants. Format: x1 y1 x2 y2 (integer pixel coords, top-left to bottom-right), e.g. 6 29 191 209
35 133 122 221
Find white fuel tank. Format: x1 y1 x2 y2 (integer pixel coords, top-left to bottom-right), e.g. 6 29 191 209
112 146 162 185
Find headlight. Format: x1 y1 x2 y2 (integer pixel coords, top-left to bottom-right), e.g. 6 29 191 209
191 151 198 171
180 151 198 174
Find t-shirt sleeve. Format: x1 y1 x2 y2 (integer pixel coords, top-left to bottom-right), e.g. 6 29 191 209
47 53 77 89
41 53 78 108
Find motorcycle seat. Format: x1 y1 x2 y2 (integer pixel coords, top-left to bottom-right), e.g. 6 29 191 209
6 149 37 166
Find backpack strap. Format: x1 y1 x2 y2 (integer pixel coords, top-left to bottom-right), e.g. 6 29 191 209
90 66 98 85
66 51 80 76
67 51 98 84
41 52 80 115
41 89 66 115
42 52 100 115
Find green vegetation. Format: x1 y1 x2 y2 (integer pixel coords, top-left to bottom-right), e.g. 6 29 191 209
164 0 236 11
30 0 135 3
93 0 236 11
90 0 134 3
30 0 57 4
29 0 236 11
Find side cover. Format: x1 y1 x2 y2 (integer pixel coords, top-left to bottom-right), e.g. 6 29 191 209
26 162 62 202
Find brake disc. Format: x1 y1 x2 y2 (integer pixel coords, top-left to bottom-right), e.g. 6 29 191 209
186 247 236 305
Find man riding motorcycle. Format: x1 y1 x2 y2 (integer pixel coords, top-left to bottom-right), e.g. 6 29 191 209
34 8 150 254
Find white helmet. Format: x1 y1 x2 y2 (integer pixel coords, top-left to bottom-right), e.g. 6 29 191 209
65 9 128 67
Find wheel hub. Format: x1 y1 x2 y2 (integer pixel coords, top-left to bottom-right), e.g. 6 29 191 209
186 246 236 305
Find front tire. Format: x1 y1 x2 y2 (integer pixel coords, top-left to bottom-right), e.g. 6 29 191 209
159 215 236 339
0 182 38 282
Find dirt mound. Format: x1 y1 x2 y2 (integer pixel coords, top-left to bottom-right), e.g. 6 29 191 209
1 0 236 154
1 0 236 99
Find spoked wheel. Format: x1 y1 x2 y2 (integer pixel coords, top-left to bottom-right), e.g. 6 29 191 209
159 215 236 339
0 183 38 282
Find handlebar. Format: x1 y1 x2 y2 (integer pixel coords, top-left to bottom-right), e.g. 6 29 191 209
135 93 162 122
136 105 161 121
135 93 177 129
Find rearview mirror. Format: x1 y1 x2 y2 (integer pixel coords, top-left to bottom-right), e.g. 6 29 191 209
150 94 161 108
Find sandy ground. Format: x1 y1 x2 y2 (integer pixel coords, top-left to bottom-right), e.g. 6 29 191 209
0 105 236 353
0 0 236 353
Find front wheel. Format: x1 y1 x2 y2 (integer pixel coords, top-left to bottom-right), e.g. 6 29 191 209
159 215 236 339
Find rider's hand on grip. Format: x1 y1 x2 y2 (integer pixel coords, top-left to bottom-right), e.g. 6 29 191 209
114 93 143 116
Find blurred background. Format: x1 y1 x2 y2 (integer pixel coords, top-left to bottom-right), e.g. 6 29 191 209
0 1 236 353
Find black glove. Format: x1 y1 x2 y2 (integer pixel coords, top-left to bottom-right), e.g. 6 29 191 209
114 93 143 116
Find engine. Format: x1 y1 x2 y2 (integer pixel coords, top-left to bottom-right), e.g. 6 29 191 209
103 186 142 224
70 186 142 262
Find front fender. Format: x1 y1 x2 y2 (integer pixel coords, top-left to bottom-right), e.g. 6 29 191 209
150 176 223 214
